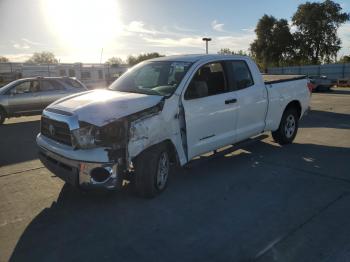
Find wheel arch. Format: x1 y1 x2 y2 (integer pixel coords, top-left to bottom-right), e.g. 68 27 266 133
270 99 302 132
132 139 180 167
284 100 302 119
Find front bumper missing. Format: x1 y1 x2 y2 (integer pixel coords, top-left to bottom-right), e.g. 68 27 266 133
38 145 120 190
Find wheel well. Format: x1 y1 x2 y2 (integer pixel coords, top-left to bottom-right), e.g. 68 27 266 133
133 139 180 166
285 100 301 119
163 140 179 166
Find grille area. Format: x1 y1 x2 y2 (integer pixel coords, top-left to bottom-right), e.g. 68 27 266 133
41 117 72 146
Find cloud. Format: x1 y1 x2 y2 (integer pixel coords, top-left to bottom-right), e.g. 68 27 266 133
211 20 225 32
21 38 43 46
13 43 30 49
123 21 193 38
143 36 203 48
3 53 32 62
173 24 196 33
124 21 159 35
3 19 257 62
241 27 255 33
11 38 44 50
215 34 256 52
143 30 256 54
122 20 256 53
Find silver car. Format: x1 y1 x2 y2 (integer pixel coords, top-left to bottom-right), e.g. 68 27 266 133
0 77 87 124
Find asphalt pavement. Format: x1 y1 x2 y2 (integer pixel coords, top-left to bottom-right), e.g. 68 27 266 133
0 88 350 262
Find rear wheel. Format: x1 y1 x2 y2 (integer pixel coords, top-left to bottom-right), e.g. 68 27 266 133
272 108 299 145
133 144 170 198
0 108 6 125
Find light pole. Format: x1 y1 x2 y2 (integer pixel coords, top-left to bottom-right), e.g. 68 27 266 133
100 48 104 64
202 37 212 54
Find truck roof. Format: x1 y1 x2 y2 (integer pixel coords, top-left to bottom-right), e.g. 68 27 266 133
149 54 248 63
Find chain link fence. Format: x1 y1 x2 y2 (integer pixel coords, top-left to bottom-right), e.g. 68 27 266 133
0 62 129 88
268 63 350 86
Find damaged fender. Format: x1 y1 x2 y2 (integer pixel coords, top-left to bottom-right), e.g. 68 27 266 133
127 98 187 166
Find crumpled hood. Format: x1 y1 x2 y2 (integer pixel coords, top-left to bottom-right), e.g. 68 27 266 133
48 89 163 126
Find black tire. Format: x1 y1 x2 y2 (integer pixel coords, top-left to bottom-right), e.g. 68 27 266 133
272 107 299 145
0 108 6 125
133 144 170 198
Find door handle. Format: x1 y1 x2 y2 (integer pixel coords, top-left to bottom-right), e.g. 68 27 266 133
225 98 237 104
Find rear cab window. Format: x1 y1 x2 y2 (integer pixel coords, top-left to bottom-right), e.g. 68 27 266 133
226 60 254 90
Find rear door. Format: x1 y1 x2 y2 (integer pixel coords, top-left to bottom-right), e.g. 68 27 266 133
182 61 239 159
7 80 42 114
227 60 268 142
39 79 67 109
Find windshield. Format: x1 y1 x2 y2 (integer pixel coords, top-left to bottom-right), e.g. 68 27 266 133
0 79 22 94
109 61 192 97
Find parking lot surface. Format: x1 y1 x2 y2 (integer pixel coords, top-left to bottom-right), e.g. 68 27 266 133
0 88 350 262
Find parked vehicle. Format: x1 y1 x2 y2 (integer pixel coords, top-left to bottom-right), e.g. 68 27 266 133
0 77 87 124
308 75 336 92
37 55 311 197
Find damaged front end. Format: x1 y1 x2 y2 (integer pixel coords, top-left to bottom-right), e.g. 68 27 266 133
37 100 165 190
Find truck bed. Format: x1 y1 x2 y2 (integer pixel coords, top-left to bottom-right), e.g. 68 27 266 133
263 74 306 84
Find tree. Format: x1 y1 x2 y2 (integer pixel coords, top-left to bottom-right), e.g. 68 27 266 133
236 50 249 56
292 0 350 64
26 52 58 64
127 52 164 66
250 15 294 70
218 48 249 56
0 56 9 62
339 55 350 63
106 57 123 67
218 48 235 55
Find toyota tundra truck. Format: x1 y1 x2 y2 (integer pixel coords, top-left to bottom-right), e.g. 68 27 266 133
37 55 311 197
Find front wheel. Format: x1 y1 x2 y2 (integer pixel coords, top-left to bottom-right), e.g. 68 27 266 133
272 108 299 145
133 144 170 198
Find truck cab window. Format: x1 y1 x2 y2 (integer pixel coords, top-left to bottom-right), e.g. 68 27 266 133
185 62 227 100
229 61 254 90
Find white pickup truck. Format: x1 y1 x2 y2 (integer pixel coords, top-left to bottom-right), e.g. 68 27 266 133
37 55 311 197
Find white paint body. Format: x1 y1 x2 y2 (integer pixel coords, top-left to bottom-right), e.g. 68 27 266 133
39 55 310 167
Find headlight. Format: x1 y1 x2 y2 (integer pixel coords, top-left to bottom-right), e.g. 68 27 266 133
72 125 100 149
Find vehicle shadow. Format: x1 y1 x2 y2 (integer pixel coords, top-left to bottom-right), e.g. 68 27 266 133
9 140 350 262
300 109 350 129
330 89 350 95
0 120 40 166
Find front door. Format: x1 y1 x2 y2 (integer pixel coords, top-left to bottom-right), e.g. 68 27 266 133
7 80 42 114
182 62 239 160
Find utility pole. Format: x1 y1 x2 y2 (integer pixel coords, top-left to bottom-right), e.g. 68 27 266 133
202 37 212 54
100 48 104 64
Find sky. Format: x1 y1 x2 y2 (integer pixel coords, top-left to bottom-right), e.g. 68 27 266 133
0 0 349 63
